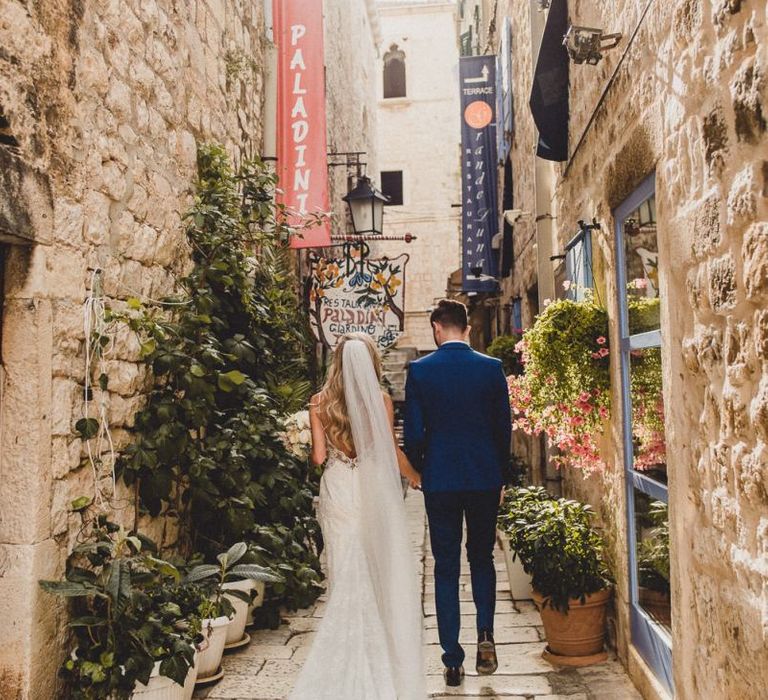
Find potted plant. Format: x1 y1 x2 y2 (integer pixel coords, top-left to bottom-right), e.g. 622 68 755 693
39 518 197 699
637 500 671 626
487 333 524 376
185 542 278 681
144 581 209 699
501 489 612 666
497 484 549 601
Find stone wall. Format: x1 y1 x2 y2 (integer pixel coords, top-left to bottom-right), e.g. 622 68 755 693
375 1 462 351
494 0 768 697
323 0 381 236
0 2 268 697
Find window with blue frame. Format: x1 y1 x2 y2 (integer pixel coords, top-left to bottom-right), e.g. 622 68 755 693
615 176 673 696
564 229 593 300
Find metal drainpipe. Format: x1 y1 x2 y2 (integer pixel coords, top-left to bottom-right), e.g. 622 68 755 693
528 0 562 493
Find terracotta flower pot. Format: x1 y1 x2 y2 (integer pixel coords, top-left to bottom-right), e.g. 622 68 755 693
533 587 611 657
639 587 671 626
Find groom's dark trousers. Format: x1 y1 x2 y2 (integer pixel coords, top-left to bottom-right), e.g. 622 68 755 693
404 342 511 668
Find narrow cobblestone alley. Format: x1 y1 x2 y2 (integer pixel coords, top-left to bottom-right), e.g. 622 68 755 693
196 493 641 700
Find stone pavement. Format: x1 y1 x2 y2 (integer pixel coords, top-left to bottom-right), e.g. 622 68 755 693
196 491 642 699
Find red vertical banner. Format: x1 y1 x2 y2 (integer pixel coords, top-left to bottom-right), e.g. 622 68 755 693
274 0 332 249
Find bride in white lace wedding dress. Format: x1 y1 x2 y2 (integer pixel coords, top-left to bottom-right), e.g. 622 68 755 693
288 334 426 700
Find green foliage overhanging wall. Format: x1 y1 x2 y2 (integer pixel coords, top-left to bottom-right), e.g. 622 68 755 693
115 145 322 615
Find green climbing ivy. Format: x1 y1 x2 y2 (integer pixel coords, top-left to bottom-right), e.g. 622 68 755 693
114 144 322 615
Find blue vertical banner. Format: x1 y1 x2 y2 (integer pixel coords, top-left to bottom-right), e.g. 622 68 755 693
460 55 499 292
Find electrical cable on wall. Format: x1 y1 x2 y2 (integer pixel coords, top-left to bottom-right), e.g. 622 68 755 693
82 268 116 507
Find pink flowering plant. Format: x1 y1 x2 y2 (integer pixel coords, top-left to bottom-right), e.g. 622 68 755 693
508 294 611 474
508 290 665 475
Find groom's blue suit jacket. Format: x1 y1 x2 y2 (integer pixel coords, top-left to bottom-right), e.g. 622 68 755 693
403 342 512 493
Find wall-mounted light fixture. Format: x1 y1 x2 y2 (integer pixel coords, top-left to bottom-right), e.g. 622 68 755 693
563 26 622 65
536 0 552 10
342 175 389 237
503 209 532 225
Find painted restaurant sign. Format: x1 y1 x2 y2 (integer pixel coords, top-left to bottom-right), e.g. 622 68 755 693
274 0 331 248
459 55 499 292
308 251 409 349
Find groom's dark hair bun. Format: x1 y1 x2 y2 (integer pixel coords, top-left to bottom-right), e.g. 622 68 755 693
430 299 468 331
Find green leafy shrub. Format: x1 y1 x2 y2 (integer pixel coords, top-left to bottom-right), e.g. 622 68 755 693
184 541 279 619
39 518 197 699
498 487 611 612
114 144 323 616
487 334 524 376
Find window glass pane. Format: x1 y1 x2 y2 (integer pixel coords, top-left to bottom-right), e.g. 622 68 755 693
622 194 660 334
564 231 592 301
380 171 403 206
383 46 406 98
634 491 671 633
630 346 666 483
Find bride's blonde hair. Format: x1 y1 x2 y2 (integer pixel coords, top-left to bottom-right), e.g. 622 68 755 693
318 333 383 452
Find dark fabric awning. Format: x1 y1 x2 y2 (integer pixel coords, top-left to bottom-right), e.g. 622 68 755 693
529 0 570 161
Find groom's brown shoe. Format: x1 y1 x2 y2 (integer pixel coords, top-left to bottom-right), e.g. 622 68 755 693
443 665 464 686
476 630 498 675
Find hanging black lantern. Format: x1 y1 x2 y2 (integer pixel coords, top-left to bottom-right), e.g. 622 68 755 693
342 176 388 236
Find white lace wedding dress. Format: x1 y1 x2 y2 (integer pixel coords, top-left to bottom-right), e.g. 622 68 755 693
288 342 425 700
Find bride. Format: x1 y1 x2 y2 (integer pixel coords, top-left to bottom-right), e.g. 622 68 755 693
289 333 426 700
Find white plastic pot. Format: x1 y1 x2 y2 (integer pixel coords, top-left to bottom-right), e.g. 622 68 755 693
182 651 198 700
499 531 534 600
222 579 255 644
195 616 231 681
132 659 195 700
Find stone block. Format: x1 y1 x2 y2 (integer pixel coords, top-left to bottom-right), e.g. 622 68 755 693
50 377 80 437
726 164 757 227
105 76 133 121
730 60 766 144
0 540 65 700
754 309 768 359
0 148 53 245
101 359 144 396
707 253 737 313
100 159 129 201
750 376 768 442
51 437 84 480
53 198 84 246
82 189 112 245
721 386 748 438
734 440 767 504
0 299 53 545
692 195 722 260
742 222 768 302
76 46 110 96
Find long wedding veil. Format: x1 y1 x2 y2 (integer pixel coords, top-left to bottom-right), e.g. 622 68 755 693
342 340 426 700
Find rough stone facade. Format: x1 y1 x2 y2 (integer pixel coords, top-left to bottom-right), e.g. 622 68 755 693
488 0 768 697
375 0 462 351
323 0 381 237
0 2 269 697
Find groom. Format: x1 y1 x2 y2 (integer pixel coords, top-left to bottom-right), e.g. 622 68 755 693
404 299 511 686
